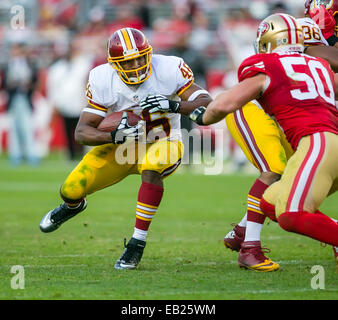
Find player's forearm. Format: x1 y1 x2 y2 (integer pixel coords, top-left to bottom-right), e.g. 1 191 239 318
201 75 265 125
334 74 338 99
305 45 338 72
201 93 236 125
75 124 112 146
179 96 213 115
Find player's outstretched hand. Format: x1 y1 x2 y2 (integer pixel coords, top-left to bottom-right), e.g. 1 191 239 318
189 107 206 125
310 4 336 40
140 94 180 113
111 112 144 144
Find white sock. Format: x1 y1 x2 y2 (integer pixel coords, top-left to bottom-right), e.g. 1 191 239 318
238 213 247 227
132 228 148 241
244 221 263 242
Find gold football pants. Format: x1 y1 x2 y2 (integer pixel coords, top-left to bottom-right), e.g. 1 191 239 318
60 139 183 201
263 132 338 217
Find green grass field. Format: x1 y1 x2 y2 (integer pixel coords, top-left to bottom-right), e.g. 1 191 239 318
0 156 337 300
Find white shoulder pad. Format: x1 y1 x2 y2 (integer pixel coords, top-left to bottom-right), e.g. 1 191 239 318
86 63 112 109
297 17 329 46
151 54 194 96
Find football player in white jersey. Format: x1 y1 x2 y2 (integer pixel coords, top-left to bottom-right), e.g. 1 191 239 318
302 0 338 71
305 0 338 41
221 6 338 272
39 28 212 270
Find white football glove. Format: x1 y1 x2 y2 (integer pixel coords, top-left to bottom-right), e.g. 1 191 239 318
111 112 144 144
140 94 180 114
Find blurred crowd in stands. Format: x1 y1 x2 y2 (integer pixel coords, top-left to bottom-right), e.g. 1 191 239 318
0 0 306 170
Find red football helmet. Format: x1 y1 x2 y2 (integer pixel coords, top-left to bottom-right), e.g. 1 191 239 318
304 0 312 15
305 0 338 18
107 28 153 85
305 0 338 34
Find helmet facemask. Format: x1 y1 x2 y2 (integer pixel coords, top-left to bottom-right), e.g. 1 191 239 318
108 47 152 85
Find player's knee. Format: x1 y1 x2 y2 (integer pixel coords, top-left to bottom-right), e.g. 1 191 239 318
60 181 86 203
277 211 298 233
141 170 163 186
259 171 281 186
260 197 277 222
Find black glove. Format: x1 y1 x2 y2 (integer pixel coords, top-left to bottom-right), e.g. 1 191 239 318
189 107 206 125
140 94 180 113
111 112 144 144
326 34 338 46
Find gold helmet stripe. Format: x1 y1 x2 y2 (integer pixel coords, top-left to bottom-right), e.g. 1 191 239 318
126 28 138 49
120 28 133 51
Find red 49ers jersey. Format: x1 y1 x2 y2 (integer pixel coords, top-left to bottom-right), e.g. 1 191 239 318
238 52 338 150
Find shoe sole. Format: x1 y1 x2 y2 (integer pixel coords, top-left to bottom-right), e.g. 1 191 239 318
223 239 240 252
114 261 137 270
238 262 280 272
39 211 59 233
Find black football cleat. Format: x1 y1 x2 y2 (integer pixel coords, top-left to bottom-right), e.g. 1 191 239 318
39 199 87 233
114 237 146 270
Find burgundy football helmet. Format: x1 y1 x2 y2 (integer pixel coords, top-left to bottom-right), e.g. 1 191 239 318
107 28 153 85
305 0 338 34
305 0 338 18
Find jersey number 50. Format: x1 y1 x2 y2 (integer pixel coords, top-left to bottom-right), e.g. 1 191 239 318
280 56 335 106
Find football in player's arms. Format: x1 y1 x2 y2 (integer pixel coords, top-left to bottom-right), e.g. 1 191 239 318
40 27 212 270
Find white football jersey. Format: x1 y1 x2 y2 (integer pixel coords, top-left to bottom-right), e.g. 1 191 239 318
297 17 329 46
84 54 195 142
297 18 337 108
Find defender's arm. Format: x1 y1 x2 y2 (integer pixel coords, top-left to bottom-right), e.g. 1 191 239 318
178 83 213 115
201 73 266 125
305 45 338 72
